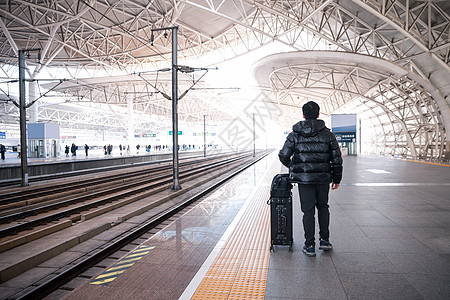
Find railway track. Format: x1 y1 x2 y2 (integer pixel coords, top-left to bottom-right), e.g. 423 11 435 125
0 150 271 300
0 150 236 189
0 151 242 204
0 152 252 242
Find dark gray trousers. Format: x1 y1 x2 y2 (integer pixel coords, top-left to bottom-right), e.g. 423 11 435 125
298 184 330 247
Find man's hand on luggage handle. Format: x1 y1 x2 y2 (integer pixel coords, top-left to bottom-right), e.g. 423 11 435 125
331 182 339 190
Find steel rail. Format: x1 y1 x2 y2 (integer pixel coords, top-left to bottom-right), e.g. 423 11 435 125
0 153 248 222
0 164 169 205
0 151 246 188
0 152 246 204
16 151 269 300
0 154 251 238
0 156 174 188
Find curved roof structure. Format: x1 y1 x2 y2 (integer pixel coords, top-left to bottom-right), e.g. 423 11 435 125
254 51 450 159
1 0 449 159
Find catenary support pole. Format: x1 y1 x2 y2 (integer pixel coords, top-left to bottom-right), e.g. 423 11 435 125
203 115 206 157
18 50 28 186
171 27 181 190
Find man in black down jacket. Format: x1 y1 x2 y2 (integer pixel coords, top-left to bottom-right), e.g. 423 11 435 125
278 101 343 257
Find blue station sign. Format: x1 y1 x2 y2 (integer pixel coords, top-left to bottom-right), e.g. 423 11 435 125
169 131 183 135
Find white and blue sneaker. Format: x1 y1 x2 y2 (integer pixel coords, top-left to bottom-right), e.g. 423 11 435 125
302 245 316 257
319 238 333 251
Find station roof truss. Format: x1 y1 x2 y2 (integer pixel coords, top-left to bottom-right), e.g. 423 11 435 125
0 0 449 158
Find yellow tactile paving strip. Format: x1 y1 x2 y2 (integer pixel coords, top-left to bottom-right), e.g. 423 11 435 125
191 186 271 299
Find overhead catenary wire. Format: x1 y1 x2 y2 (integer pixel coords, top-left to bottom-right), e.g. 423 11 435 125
133 65 218 101
135 71 172 100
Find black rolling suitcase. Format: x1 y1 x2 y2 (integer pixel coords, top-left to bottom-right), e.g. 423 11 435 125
268 174 293 252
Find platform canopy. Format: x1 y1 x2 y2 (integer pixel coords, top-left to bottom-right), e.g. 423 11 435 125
0 0 449 159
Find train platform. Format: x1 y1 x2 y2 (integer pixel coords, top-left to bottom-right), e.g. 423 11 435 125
58 152 450 300
0 148 180 168
0 149 172 166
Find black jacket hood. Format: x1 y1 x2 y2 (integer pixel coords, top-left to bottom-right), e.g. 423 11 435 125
292 119 326 137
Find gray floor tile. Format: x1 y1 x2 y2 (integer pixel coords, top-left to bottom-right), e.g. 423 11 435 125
268 249 335 272
442 254 450 263
380 209 425 219
404 203 442 212
360 226 413 238
330 214 358 227
347 211 397 227
331 252 399 274
339 272 422 300
265 268 347 300
265 297 330 300
339 203 373 211
403 273 450 300
265 297 301 300
330 227 378 253
385 252 450 276
420 237 450 254
369 203 409 213
371 237 434 254
391 216 440 227
406 227 450 240
432 216 450 227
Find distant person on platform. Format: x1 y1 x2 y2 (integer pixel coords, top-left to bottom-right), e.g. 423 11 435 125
85 144 89 156
17 144 21 158
0 144 5 160
65 145 70 157
71 143 77 156
278 101 343 257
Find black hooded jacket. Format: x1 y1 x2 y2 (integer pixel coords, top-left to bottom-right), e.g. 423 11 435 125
278 119 343 184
